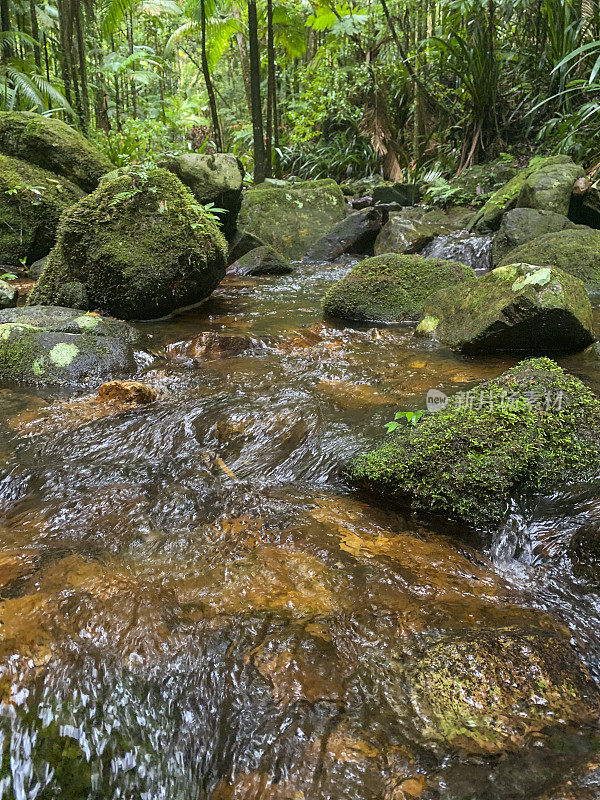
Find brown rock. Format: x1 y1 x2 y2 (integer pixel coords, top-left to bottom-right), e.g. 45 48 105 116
97 380 157 405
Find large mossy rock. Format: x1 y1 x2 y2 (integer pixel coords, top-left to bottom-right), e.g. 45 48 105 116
236 179 346 259
305 207 384 261
497 228 600 291
416 263 595 354
424 156 519 206
157 152 244 238
0 306 141 386
0 153 82 265
348 358 600 528
475 156 584 232
323 254 476 324
373 206 474 256
404 627 599 755
492 207 577 266
28 167 228 320
0 111 111 192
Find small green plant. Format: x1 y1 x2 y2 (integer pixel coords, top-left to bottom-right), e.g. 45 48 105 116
0 272 17 280
385 410 425 433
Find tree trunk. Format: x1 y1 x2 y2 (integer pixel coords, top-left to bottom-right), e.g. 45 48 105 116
56 0 73 108
247 0 265 183
75 4 89 130
30 0 41 69
265 0 275 177
200 0 222 150
0 0 10 60
127 12 137 118
232 3 252 117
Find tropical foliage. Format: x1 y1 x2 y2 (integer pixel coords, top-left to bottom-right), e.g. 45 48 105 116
0 0 598 180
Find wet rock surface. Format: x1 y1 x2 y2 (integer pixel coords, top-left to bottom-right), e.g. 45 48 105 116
0 306 142 386
417 262 595 354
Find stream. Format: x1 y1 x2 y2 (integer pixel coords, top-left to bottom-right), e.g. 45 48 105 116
1 250 600 799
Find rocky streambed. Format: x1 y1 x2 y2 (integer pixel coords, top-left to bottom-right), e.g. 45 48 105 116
1 260 600 799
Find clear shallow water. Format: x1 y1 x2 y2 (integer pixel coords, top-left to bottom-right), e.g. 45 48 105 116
1 261 600 798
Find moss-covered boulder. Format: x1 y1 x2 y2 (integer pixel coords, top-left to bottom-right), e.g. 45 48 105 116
305 207 384 261
0 278 16 309
0 306 142 386
497 228 600 291
0 153 82 265
229 245 292 276
236 179 346 259
568 522 600 585
0 111 111 192
157 152 244 239
404 627 599 755
416 263 595 354
323 254 476 323
348 358 600 529
27 166 228 320
475 156 584 231
373 206 474 256
492 207 577 265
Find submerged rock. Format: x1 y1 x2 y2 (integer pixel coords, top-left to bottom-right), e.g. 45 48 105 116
304 207 384 261
229 246 293 276
0 278 16 309
416 263 595 354
475 155 584 231
97 380 157 405
492 207 577 265
0 306 141 386
348 358 600 528
373 206 474 256
236 179 347 259
497 228 600 291
157 152 244 238
0 110 111 192
323 254 476 323
27 166 227 320
0 153 82 265
404 627 599 755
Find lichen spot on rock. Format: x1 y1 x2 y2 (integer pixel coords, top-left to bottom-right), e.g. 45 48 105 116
416 315 439 335
49 342 79 367
75 314 99 332
32 358 45 375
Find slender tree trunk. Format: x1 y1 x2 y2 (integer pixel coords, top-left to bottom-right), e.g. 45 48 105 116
200 0 222 150
127 12 137 118
30 0 41 69
75 4 89 130
0 0 10 61
56 0 73 108
154 23 166 123
247 0 265 183
232 3 252 117
265 0 275 177
43 33 50 79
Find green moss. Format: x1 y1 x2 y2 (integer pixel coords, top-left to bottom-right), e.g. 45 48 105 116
415 263 594 353
475 155 580 231
497 228 600 290
348 358 600 528
0 152 82 265
323 253 476 323
404 627 599 754
28 166 228 320
237 178 346 259
0 111 111 192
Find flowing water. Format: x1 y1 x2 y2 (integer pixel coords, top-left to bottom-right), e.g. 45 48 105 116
1 258 600 799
